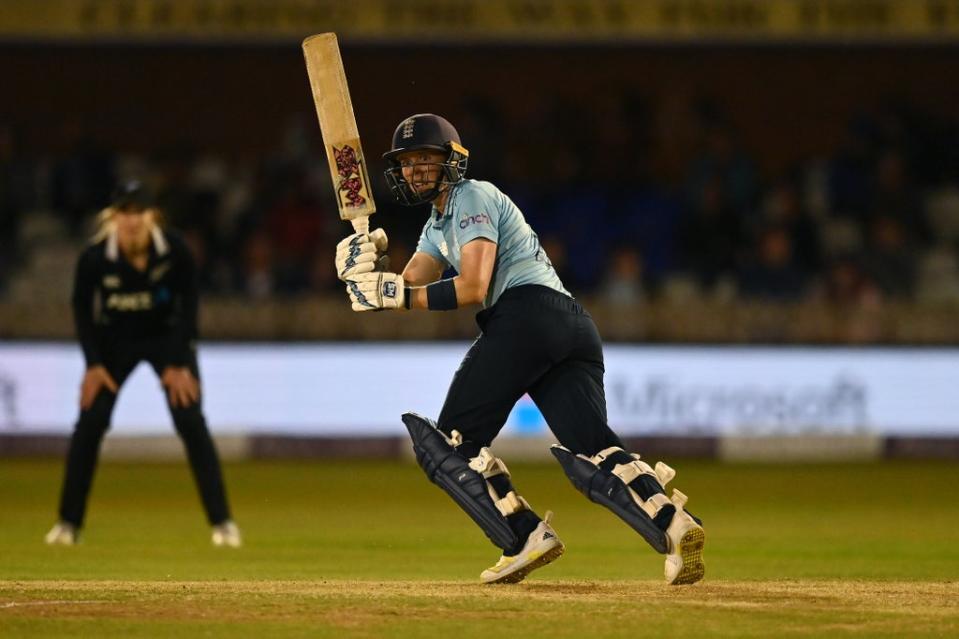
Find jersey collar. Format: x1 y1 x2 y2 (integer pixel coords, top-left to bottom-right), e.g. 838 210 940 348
430 204 452 229
430 182 462 228
105 227 170 262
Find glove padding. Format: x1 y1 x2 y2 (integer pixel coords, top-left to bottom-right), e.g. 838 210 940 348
335 228 389 280
346 272 405 311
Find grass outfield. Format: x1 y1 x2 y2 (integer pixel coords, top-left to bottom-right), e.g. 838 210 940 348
1 459 957 637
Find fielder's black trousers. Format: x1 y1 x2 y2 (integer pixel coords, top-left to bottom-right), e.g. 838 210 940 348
57 339 232 528
437 284 624 457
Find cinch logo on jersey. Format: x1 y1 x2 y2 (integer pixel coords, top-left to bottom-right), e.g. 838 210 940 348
459 213 492 229
105 291 153 312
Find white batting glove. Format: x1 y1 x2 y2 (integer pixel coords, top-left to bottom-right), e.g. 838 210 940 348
346 272 405 311
335 228 389 281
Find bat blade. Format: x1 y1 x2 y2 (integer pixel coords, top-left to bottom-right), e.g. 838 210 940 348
302 32 375 233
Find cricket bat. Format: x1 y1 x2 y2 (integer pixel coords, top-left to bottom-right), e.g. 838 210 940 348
302 32 376 237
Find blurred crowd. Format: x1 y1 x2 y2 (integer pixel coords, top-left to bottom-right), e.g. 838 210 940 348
3 95 959 308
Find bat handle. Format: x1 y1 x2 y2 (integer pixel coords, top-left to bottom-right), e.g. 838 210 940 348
350 217 370 236
369 228 388 252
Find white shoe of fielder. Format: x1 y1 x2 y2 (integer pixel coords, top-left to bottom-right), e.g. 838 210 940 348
480 511 565 584
663 490 705 585
44 521 77 546
211 520 242 548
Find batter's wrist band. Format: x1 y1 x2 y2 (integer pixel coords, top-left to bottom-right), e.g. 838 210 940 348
426 278 458 310
404 286 412 310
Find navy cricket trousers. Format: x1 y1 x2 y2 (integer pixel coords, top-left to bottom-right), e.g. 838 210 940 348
437 284 624 456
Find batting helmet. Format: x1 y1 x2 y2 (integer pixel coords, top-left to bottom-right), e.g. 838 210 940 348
383 114 469 206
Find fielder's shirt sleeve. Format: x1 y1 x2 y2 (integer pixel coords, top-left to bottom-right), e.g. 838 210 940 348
164 239 199 367
72 248 103 367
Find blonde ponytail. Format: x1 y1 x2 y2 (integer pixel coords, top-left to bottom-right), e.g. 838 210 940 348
92 207 118 243
90 205 164 243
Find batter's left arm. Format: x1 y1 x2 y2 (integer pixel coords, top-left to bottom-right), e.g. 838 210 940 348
346 240 495 312
405 238 496 310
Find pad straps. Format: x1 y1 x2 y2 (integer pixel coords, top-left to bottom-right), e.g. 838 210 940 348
468 447 531 517
589 447 677 520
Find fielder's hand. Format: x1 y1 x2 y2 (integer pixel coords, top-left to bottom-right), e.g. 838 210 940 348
346 272 405 311
335 228 389 280
161 366 200 408
79 365 118 410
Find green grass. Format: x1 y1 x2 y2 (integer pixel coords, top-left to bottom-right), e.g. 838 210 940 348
1 459 958 637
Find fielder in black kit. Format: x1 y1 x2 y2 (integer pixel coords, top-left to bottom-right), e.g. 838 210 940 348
44 181 241 548
336 114 705 584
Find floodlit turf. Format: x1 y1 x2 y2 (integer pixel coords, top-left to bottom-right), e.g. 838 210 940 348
1 459 957 637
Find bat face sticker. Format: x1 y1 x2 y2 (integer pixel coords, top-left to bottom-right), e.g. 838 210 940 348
333 144 368 208
303 33 377 225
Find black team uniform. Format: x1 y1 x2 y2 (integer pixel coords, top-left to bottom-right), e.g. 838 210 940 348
56 226 232 531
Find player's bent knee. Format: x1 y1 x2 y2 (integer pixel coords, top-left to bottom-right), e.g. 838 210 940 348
403 412 523 551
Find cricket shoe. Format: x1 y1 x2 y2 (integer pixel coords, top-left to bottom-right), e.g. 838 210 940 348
663 490 705 585
211 520 242 548
480 511 565 584
44 521 77 546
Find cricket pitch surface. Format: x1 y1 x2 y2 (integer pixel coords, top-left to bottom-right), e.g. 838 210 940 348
3 459 957 637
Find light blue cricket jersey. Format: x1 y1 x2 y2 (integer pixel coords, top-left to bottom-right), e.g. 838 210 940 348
415 179 570 307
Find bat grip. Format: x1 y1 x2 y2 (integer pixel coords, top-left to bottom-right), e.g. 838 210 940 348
350 217 370 235
369 228 388 252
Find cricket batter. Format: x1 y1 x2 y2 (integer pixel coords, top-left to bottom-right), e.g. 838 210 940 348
336 114 704 584
44 181 240 548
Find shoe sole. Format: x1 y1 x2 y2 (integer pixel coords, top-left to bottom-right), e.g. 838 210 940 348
484 543 566 585
45 537 75 546
669 526 705 585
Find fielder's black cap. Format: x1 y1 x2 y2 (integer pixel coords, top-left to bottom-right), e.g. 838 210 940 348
383 114 463 161
111 179 155 209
